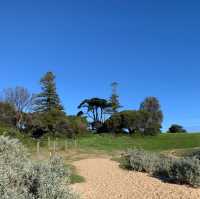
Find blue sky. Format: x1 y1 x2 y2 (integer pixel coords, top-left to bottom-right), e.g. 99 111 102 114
0 0 200 131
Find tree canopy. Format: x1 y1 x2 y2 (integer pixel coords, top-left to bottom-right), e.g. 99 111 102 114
34 72 64 112
78 97 112 129
139 97 163 135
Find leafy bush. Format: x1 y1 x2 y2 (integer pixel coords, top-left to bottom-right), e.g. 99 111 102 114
122 149 200 187
168 124 187 133
0 136 77 199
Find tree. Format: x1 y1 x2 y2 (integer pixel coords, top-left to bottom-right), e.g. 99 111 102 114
108 82 122 114
139 96 163 135
31 72 65 137
3 87 34 112
168 124 187 133
105 110 140 134
34 72 64 112
120 110 140 134
103 113 122 133
78 97 111 129
3 87 34 129
29 110 67 138
66 116 88 138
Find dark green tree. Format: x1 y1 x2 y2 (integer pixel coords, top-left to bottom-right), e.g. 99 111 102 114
31 72 66 136
139 96 163 135
34 72 64 112
108 82 121 113
104 110 146 134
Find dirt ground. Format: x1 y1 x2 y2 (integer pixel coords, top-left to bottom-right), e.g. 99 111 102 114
71 158 200 199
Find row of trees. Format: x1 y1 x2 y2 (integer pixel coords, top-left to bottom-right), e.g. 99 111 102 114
104 97 163 135
77 96 163 135
1 71 184 137
0 72 87 138
77 81 163 135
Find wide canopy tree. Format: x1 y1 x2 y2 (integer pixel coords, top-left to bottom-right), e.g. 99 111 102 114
78 97 111 129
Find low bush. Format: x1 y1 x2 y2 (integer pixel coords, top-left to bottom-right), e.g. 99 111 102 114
187 150 200 160
122 149 160 173
167 157 200 187
122 149 200 187
0 136 78 199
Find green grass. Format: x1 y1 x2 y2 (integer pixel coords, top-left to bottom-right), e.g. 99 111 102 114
2 128 200 154
16 132 200 154
64 164 85 184
76 133 200 152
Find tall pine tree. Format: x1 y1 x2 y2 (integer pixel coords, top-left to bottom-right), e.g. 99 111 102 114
34 72 64 112
109 82 121 113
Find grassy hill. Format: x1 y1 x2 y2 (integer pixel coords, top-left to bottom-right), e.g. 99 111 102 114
77 133 200 152
13 132 200 155
1 127 200 154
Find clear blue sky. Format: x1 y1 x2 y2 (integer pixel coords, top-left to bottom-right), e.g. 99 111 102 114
0 0 200 131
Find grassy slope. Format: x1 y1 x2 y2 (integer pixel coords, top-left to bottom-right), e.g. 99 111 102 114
18 132 200 153
76 133 200 152
1 126 200 154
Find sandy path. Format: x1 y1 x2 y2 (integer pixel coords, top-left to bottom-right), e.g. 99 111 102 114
71 158 200 199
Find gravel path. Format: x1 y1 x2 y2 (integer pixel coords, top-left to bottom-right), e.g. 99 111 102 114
71 158 200 199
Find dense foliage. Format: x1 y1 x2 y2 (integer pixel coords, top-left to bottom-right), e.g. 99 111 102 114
122 149 200 187
103 109 161 135
139 97 163 135
168 124 187 133
0 136 77 199
34 72 64 112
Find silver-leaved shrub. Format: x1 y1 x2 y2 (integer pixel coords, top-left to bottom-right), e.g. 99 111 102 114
122 149 200 187
0 136 78 199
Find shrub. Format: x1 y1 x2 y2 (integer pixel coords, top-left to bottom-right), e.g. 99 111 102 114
122 149 200 187
168 124 187 133
167 157 200 187
0 136 77 199
188 150 200 160
122 149 160 173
